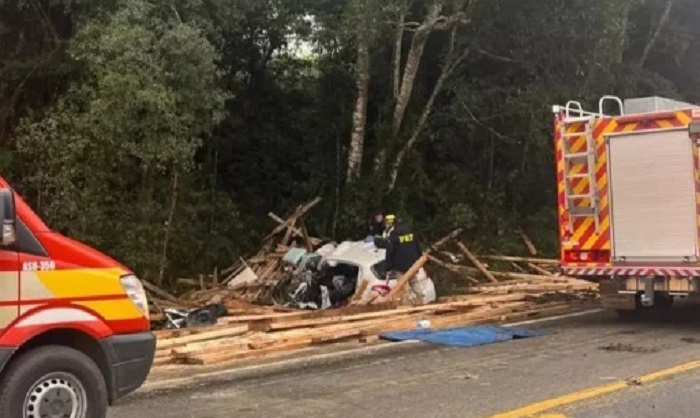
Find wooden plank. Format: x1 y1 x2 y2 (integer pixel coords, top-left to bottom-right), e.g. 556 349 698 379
156 324 249 350
443 293 531 307
187 340 314 365
507 261 529 273
382 254 429 301
469 284 595 295
268 212 322 247
143 281 196 308
171 338 251 358
350 278 370 304
264 197 322 241
528 263 554 276
456 266 565 282
478 255 559 265
153 357 176 367
296 294 532 343
303 313 430 343
430 229 464 250
519 228 538 256
267 304 458 331
427 255 479 284
299 219 315 251
312 328 363 344
218 311 312 324
153 323 234 340
359 300 579 338
456 242 498 283
281 213 299 246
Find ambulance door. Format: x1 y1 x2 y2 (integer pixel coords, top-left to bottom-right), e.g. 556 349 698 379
0 188 19 331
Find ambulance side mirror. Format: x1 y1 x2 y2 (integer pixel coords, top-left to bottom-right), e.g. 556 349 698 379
0 189 17 247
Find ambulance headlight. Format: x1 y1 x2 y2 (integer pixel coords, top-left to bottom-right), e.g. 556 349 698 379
120 274 149 319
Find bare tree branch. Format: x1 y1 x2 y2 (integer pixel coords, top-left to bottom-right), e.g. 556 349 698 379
455 94 511 142
638 0 675 68
158 171 179 286
476 48 529 65
392 1 442 136
387 42 471 192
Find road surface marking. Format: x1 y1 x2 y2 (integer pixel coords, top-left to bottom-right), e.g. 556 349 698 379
487 358 700 418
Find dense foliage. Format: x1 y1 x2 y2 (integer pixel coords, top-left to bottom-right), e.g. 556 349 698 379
1 0 699 284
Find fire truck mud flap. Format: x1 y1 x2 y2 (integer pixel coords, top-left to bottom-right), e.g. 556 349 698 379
100 332 156 402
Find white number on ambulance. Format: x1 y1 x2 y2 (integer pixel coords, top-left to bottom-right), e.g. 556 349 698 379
22 260 56 272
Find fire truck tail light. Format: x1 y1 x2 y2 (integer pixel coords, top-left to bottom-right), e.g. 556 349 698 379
564 250 610 263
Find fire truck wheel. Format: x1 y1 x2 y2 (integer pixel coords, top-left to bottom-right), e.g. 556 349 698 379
0 345 107 418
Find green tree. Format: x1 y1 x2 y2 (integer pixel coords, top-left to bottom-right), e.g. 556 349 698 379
15 0 230 283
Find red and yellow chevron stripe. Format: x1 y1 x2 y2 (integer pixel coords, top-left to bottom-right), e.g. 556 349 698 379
556 110 696 267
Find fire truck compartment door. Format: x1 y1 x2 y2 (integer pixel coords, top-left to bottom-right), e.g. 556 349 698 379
608 129 698 263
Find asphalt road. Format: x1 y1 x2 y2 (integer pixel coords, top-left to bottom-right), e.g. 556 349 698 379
109 307 700 418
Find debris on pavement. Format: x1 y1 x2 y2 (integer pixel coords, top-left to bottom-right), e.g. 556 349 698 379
143 198 598 368
598 343 659 353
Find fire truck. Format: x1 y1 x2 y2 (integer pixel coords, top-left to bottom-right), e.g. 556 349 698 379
0 177 155 417
554 95 700 317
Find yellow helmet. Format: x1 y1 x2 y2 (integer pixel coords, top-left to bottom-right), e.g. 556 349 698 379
385 214 396 223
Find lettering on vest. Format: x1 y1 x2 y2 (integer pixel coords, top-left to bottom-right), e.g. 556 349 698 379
399 234 414 243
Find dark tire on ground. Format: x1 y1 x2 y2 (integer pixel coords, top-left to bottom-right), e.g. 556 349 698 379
616 309 639 320
655 295 674 310
0 345 108 418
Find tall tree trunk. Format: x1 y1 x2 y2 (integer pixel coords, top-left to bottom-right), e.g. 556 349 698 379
393 5 406 102
392 3 440 136
346 31 371 183
333 129 342 238
387 34 471 192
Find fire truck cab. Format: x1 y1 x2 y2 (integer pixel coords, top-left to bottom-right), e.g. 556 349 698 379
553 96 700 317
0 177 155 416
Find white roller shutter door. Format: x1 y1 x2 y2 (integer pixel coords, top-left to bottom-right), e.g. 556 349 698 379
609 129 698 263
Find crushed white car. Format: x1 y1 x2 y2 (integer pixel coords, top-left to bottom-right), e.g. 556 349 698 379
281 240 437 309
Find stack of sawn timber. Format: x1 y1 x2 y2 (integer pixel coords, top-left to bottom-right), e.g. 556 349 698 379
153 274 596 367
178 197 324 306
143 197 325 324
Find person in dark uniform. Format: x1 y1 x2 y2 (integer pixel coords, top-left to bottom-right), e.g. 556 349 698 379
384 215 421 277
383 215 427 302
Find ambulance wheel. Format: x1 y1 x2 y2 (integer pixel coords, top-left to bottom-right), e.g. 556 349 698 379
0 345 108 418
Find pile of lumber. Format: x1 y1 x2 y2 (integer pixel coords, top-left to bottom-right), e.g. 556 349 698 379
182 197 323 305
144 197 325 321
153 273 596 367
150 227 601 367
145 201 601 367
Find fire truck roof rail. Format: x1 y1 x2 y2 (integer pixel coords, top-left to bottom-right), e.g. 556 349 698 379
552 95 625 120
599 95 625 117
552 101 598 120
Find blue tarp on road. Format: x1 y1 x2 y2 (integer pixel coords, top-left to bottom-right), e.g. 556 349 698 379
379 325 546 348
